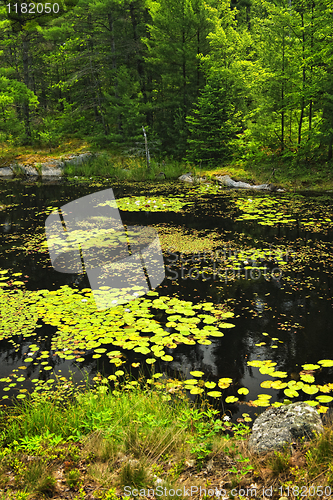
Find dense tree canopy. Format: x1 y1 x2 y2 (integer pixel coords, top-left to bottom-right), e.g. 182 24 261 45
0 0 332 164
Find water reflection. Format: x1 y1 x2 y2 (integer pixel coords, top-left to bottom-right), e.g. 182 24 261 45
0 180 333 417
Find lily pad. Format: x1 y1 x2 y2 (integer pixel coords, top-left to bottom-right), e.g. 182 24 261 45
225 396 239 403
237 387 249 395
207 391 222 398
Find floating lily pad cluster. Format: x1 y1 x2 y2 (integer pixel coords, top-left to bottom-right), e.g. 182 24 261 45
0 270 38 340
235 197 297 226
0 282 236 396
153 224 222 255
245 357 333 413
0 288 39 339
30 286 235 358
97 195 194 212
234 195 333 231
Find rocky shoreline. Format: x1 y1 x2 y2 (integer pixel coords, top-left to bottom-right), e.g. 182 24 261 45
178 172 284 191
0 152 93 179
0 156 284 191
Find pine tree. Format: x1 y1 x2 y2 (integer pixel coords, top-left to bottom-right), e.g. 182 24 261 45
186 73 243 167
143 0 213 157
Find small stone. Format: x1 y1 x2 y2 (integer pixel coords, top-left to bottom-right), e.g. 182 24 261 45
185 459 196 467
178 172 193 183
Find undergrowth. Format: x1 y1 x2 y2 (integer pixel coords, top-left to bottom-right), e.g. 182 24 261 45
0 375 332 499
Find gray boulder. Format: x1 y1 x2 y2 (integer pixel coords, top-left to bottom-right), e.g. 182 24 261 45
0 167 14 177
20 165 39 176
1 153 93 180
215 174 284 191
248 402 324 454
178 172 194 183
64 153 93 166
41 162 65 177
178 173 206 183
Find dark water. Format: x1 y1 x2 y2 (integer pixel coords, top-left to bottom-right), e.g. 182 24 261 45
1 178 333 420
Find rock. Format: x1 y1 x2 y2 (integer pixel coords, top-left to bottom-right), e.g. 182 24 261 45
215 174 270 190
0 167 14 177
248 402 324 454
64 152 93 166
20 165 39 176
178 172 194 183
215 174 285 191
41 153 92 177
178 173 206 183
41 163 65 177
155 171 166 179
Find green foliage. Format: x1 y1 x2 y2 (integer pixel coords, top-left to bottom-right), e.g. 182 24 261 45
96 488 120 500
143 0 213 156
0 76 38 142
178 407 224 463
37 117 61 150
66 468 81 489
306 428 333 476
186 73 244 167
228 453 254 486
268 451 291 476
10 430 64 453
0 0 331 164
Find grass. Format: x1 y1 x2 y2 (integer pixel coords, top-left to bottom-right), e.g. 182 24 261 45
63 152 187 181
0 375 333 499
1 138 333 189
0 140 188 181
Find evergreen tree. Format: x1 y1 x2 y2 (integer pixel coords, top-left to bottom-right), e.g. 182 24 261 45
143 0 214 157
186 73 243 167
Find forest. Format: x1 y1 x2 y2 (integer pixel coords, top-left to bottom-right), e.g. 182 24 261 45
3 1 333 497
0 0 332 169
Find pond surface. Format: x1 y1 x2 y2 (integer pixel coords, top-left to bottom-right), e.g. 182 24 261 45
1 178 333 420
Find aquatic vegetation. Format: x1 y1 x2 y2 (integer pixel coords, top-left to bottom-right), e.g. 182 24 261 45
0 282 236 400
153 224 222 254
1 180 333 419
233 194 333 232
1 274 333 414
245 356 333 413
234 196 297 226
97 195 194 212
0 287 38 338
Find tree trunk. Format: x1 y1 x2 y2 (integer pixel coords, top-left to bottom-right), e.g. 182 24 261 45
328 136 333 162
309 1 314 132
298 13 305 146
129 2 144 82
22 34 31 139
281 28 285 151
182 29 186 109
108 12 117 83
197 30 200 96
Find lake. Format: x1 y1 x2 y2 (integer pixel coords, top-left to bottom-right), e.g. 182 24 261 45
1 177 333 421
